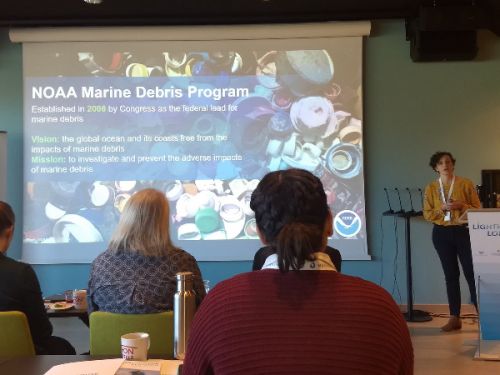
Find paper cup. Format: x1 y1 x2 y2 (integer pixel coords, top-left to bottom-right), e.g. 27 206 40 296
64 290 74 303
72 289 87 310
165 180 184 201
325 143 362 179
176 193 199 219
126 63 149 77
219 196 245 239
90 182 114 207
195 207 220 234
178 223 202 240
330 149 352 171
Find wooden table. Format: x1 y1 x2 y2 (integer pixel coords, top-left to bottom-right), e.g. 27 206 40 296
45 294 89 326
0 355 92 375
0 355 180 375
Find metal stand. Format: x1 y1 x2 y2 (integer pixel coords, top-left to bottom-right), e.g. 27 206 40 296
383 187 432 322
400 211 432 322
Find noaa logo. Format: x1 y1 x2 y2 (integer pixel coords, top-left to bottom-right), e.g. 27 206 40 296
334 210 361 238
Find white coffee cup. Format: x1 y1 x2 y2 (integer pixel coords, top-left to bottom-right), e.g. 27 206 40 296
121 332 150 361
72 289 88 310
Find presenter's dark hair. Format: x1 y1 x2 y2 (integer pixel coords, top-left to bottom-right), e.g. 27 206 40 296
0 201 15 234
429 151 456 170
250 168 329 272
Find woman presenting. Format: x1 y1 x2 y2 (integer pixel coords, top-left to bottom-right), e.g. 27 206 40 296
423 151 481 331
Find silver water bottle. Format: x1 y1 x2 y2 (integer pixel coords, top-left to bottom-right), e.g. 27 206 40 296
174 271 196 360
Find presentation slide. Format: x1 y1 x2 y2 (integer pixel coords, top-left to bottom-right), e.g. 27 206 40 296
21 36 368 263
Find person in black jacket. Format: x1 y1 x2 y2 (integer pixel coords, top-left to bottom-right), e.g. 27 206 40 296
0 201 75 355
253 245 342 272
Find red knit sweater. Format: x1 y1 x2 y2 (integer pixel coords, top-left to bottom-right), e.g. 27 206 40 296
183 270 413 375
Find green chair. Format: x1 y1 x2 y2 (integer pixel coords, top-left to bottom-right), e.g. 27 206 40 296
0 311 36 357
89 311 174 357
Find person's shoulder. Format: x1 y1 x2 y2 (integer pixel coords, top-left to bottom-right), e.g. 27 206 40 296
166 247 200 268
457 176 475 186
335 273 379 287
197 272 258 311
207 271 256 294
0 255 37 283
93 249 114 262
91 249 126 268
169 246 189 255
0 254 33 272
425 179 439 189
325 246 340 255
254 246 273 257
335 273 394 298
210 272 397 309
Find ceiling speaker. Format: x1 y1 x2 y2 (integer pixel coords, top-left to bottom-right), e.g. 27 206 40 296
409 29 478 62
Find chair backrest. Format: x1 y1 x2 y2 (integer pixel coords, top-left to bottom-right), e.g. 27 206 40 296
89 311 174 357
0 311 36 356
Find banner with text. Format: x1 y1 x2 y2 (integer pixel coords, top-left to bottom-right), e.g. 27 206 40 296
468 209 500 341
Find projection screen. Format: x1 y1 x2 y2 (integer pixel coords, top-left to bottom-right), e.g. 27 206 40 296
12 22 371 263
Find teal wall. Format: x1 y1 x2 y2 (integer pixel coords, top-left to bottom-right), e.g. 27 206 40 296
1 21 499 303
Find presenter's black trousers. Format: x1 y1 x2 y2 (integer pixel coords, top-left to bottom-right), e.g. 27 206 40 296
432 224 477 316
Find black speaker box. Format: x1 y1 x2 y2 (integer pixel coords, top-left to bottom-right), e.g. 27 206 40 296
409 29 478 62
407 4 483 62
418 5 482 31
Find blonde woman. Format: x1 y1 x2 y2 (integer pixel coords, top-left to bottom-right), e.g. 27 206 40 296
88 189 205 313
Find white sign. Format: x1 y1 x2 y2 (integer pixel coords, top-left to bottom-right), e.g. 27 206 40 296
468 209 500 356
468 209 500 274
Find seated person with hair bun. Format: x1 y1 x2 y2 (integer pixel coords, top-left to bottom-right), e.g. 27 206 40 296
183 168 413 375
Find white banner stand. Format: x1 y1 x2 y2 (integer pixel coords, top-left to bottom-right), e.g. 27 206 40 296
467 209 500 360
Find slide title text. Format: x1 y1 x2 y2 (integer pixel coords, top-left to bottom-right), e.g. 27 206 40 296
32 85 250 101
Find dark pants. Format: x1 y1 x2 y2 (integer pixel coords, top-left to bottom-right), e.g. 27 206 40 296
432 224 477 316
35 336 76 355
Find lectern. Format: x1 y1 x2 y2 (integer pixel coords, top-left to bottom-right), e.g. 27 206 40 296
468 209 500 360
